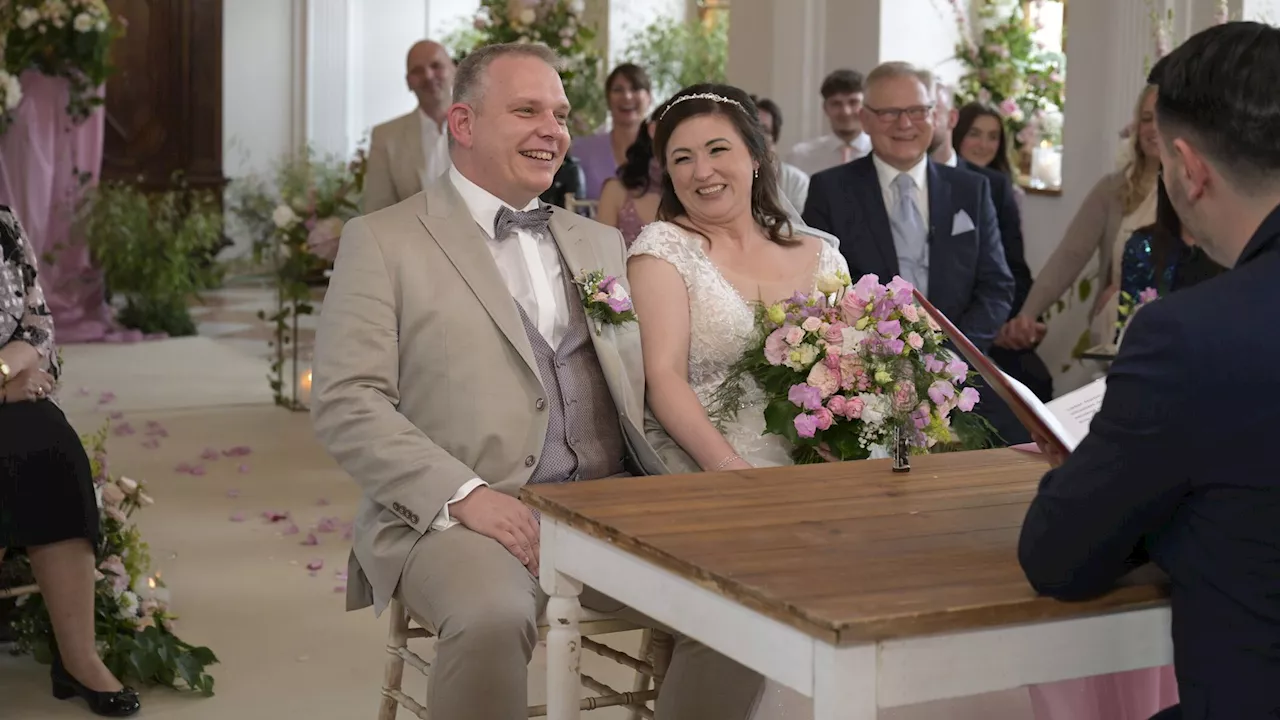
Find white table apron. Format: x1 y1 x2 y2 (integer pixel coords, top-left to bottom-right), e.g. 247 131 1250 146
539 518 1174 720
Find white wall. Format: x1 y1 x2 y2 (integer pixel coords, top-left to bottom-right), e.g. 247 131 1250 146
356 0 431 147
427 0 481 41
223 0 300 180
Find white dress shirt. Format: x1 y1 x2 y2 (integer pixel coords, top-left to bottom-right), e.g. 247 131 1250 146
785 132 873 177
872 153 931 229
430 166 571 530
418 109 452 190
777 162 811 214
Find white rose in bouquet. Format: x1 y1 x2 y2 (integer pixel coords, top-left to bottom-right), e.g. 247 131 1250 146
272 204 299 229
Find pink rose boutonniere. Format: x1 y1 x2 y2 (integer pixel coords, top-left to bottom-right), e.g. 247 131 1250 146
574 269 637 334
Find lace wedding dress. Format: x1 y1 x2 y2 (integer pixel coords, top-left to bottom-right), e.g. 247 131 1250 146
628 220 846 718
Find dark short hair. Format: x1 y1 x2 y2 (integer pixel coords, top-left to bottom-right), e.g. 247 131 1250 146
1147 21 1280 190
653 84 797 247
606 63 652 95
751 96 783 143
820 69 864 100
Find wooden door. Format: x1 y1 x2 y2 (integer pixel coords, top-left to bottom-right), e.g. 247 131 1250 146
101 0 224 197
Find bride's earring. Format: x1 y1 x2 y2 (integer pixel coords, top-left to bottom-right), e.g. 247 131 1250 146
753 168 759 179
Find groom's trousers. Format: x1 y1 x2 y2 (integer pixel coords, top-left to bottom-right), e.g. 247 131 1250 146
397 523 766 720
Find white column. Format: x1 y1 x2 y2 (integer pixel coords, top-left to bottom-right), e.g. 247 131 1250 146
306 0 354 158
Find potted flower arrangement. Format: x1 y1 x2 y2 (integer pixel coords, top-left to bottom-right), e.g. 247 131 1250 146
227 146 367 410
0 69 22 134
7 423 218 695
1 0 125 127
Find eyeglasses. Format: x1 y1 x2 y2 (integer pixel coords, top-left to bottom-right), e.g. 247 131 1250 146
865 104 934 123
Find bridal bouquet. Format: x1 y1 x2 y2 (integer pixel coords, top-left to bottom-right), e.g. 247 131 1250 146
711 273 984 464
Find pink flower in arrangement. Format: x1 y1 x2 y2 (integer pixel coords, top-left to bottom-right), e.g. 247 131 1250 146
793 413 819 438
788 384 824 411
104 506 128 524
876 319 902 339
101 483 126 507
806 362 840 399
838 291 867 323
823 321 848 345
945 358 969 383
928 380 956 406
851 274 884 306
912 404 932 430
906 332 924 351
958 387 981 412
784 326 805 346
1138 287 1159 304
900 303 920 323
885 276 915 303
839 355 870 391
812 407 835 431
801 316 823 333
827 395 847 417
764 328 789 365
923 354 946 374
882 338 906 356
842 396 865 420
892 383 917 412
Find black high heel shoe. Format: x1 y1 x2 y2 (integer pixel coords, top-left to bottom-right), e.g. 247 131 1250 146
51 657 141 717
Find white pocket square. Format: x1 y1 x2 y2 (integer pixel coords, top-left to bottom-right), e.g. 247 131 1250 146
952 209 975 235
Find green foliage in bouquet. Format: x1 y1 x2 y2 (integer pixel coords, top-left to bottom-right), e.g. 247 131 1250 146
77 177 225 336
226 146 366 410
453 0 606 136
1 0 125 124
7 423 219 696
621 16 728 103
947 0 1065 156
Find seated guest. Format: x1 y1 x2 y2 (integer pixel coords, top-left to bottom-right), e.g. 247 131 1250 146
954 102 1023 206
803 62 1013 353
1019 21 1280 720
539 153 585 210
1120 177 1224 304
597 109 664 248
363 40 456 213
752 96 811 211
786 69 872 175
571 63 653 200
933 90 1054 411
0 207 140 717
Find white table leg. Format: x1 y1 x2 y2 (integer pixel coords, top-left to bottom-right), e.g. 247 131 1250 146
541 519 584 720
813 643 877 720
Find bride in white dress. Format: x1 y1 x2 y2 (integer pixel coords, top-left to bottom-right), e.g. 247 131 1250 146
626 85 841 719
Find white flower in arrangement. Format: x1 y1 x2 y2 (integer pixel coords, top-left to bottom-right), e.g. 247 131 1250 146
17 7 41 29
272 204 299 229
118 476 139 492
1 72 22 112
73 12 94 32
42 0 70 19
561 37 572 48
857 392 890 426
518 8 536 25
568 0 586 15
116 590 140 620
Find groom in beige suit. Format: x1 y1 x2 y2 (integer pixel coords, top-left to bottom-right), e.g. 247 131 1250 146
312 43 762 719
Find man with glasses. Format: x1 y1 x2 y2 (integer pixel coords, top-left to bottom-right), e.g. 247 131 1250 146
802 61 1013 351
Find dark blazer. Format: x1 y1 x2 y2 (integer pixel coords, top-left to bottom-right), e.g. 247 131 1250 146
803 155 1014 350
958 158 1031 315
1019 205 1280 720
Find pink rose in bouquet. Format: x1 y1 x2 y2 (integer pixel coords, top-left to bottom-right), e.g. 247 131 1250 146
708 272 988 463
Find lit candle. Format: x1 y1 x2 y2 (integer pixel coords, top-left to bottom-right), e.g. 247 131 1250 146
299 367 313 406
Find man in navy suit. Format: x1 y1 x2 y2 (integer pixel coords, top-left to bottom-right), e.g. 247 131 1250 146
802 62 1013 352
1019 21 1280 720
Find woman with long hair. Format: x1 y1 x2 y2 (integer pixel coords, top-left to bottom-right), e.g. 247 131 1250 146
596 100 669 247
569 63 653 200
953 101 1016 179
1120 176 1225 305
1007 85 1162 348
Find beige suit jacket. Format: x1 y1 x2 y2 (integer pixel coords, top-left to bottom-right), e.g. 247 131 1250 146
312 176 676 615
363 111 428 214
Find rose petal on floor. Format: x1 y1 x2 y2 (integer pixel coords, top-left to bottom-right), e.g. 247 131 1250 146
222 445 252 457
314 517 340 533
226 489 240 498
140 438 160 450
200 447 220 461
113 422 135 436
334 585 346 593
262 511 290 522
229 512 245 522
301 533 319 546
98 392 116 405
107 411 124 420
306 559 324 571
189 465 206 476
316 498 330 506
238 463 250 473
282 523 300 536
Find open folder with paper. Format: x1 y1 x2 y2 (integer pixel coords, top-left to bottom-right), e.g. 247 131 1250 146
912 289 1107 456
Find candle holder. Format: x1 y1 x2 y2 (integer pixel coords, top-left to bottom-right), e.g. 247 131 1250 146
891 425 911 473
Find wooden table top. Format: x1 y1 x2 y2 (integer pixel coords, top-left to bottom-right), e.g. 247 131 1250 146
522 449 1170 645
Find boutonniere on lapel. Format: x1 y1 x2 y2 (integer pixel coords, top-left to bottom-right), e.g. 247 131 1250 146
573 269 636 335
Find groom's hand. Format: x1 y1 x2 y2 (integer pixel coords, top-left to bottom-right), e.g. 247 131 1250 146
450 486 541 575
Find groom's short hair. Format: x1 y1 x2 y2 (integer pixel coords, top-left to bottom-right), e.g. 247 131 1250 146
453 43 564 108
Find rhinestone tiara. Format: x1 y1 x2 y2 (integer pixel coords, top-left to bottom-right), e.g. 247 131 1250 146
659 92 746 121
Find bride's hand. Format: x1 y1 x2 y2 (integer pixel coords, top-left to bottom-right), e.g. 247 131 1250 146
815 444 840 463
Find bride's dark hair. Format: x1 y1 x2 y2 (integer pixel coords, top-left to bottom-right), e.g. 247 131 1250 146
652 84 797 247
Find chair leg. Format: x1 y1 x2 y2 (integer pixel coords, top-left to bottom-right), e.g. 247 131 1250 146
380 598 411 720
648 631 675 696
626 629 655 720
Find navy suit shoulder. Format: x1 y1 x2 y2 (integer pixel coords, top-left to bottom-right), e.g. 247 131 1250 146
1018 218 1280 719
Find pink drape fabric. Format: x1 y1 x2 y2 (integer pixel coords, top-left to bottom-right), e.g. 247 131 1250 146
1031 666 1180 720
0 70 146 343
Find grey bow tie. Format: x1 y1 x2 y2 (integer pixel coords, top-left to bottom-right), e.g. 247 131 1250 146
493 205 553 239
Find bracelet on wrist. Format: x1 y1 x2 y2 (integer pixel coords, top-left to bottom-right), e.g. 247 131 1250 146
713 454 741 471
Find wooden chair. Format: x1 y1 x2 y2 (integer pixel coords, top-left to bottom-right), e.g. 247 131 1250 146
564 197 599 220
378 597 673 719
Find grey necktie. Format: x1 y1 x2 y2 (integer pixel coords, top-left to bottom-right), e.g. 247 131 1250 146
494 205 553 239
889 173 929 297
